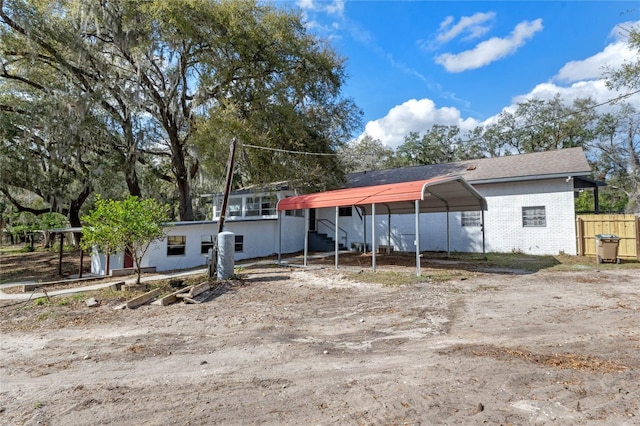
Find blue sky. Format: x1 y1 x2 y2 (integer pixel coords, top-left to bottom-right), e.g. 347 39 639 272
288 1 640 149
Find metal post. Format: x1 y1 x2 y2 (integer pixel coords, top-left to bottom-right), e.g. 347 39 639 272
371 204 376 272
304 208 309 267
446 208 450 258
277 210 282 265
334 206 339 270
482 210 487 260
415 200 421 276
388 212 392 254
363 211 367 253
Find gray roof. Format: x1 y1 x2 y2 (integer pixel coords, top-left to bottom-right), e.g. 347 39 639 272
347 147 591 188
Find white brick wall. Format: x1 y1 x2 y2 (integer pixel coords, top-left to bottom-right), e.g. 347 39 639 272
336 178 577 256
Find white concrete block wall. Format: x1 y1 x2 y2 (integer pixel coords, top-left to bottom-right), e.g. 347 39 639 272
323 178 577 256
478 179 577 255
91 217 306 275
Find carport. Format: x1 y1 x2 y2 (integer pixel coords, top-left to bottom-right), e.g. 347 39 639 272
276 175 487 275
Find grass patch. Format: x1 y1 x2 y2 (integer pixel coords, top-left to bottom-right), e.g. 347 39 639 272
36 311 53 321
34 297 50 306
346 269 473 286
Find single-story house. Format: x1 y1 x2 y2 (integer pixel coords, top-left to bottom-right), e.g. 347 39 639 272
92 147 597 276
305 147 596 257
91 186 306 275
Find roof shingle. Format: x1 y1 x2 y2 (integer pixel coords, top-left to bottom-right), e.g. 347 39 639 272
347 147 591 188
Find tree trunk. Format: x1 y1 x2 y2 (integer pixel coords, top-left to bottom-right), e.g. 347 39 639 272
168 130 193 221
68 182 92 247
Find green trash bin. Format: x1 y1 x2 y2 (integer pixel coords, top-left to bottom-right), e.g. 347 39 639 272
595 234 620 264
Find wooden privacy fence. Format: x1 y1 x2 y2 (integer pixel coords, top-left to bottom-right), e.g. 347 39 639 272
576 214 640 260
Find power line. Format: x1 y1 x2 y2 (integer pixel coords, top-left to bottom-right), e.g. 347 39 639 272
242 143 339 156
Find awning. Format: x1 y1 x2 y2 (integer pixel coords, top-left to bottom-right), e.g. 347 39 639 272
277 175 487 214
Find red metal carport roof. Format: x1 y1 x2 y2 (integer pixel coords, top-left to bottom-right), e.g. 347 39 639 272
277 175 487 215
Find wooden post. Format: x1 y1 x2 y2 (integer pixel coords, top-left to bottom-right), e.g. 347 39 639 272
210 137 237 278
57 232 64 276
576 217 584 256
79 248 84 278
635 216 640 261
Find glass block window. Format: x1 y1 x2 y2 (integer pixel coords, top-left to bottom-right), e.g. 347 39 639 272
167 235 186 256
522 206 546 227
461 211 482 227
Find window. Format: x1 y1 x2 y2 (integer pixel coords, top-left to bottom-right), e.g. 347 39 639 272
261 196 276 216
522 206 546 227
235 235 244 252
245 197 261 216
338 206 353 216
285 209 304 217
167 235 186 256
228 198 242 217
201 235 214 255
246 195 277 216
461 211 482 227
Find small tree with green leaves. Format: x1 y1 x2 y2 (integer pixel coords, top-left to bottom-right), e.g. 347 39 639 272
81 196 170 284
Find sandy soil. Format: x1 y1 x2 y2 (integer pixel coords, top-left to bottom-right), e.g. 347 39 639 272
1 265 640 425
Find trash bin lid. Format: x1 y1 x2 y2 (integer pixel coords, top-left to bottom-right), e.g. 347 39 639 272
595 234 619 240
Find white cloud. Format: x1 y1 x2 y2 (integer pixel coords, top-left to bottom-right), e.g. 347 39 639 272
435 19 543 72
610 21 640 41
554 20 640 83
361 99 480 150
296 0 344 16
437 12 496 43
554 42 635 83
510 80 640 112
359 20 640 151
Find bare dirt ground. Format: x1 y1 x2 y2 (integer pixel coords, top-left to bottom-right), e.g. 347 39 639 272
1 251 640 425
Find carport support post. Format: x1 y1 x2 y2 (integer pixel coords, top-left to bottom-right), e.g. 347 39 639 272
363 211 367 253
277 210 282 265
371 203 376 272
415 200 421 277
482 210 487 260
446 208 451 258
335 206 339 270
304 208 309 267
388 212 392 254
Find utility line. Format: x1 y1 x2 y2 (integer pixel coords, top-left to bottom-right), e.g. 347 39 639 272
242 143 339 156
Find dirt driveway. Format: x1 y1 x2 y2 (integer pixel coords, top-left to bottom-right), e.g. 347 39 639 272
1 265 639 425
